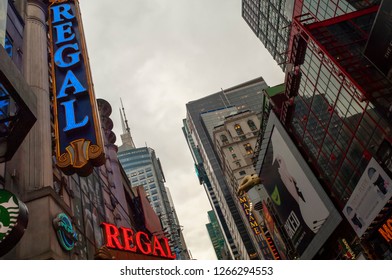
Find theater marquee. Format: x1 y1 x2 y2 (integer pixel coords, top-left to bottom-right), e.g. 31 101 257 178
48 0 104 176
100 222 176 260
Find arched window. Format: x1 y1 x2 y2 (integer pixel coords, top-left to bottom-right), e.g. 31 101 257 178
234 124 244 135
220 134 229 145
247 119 257 131
244 143 253 154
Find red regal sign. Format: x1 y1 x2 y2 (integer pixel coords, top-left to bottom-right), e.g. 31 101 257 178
101 222 175 259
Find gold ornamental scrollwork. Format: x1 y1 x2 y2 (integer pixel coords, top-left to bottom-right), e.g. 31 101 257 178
49 0 69 4
56 139 105 176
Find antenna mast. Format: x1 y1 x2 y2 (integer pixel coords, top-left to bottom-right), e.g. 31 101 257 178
121 98 131 134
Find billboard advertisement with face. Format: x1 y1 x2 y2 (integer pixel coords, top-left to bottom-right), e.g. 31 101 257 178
260 127 330 255
343 157 392 237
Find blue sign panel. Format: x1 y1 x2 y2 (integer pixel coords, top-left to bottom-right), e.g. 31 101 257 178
49 0 104 176
53 213 78 251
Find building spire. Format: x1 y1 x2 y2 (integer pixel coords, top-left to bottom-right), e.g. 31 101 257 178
120 98 131 134
119 98 136 150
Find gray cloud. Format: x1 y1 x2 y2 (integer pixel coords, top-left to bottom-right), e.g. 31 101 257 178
79 0 284 259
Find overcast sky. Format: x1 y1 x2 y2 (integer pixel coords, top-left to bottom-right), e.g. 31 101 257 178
79 0 284 260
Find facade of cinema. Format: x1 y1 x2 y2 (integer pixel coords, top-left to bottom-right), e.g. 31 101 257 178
0 0 175 260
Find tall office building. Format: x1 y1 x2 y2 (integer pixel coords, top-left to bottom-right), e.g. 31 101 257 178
206 210 230 260
117 108 190 260
242 1 379 71
244 0 392 259
183 77 268 259
182 118 233 260
242 0 292 71
212 111 264 257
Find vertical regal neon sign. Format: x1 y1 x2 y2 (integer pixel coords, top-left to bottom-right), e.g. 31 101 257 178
49 0 105 176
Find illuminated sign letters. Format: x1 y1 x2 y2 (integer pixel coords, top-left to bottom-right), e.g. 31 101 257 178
49 0 104 176
379 217 392 243
101 222 176 259
239 196 261 235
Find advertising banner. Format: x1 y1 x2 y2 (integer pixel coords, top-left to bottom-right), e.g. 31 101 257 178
260 128 330 255
262 201 288 259
378 213 392 243
343 157 392 237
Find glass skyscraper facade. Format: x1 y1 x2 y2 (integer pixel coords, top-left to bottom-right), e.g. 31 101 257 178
206 210 230 260
118 148 166 216
117 117 190 260
183 77 268 259
242 0 292 70
244 0 392 259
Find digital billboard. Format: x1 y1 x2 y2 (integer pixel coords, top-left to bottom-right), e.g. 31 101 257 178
260 127 330 255
255 112 342 259
343 157 392 237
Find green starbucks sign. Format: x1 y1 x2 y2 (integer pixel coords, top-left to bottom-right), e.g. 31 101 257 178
0 189 28 256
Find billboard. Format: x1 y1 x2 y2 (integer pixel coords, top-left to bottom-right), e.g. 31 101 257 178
378 213 392 243
262 200 288 259
260 127 330 256
247 186 288 259
364 0 392 79
343 157 392 237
